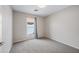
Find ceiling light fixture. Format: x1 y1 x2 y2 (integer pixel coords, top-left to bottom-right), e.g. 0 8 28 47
34 9 38 11
38 5 46 8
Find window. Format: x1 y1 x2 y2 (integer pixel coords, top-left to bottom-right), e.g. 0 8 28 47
26 17 35 34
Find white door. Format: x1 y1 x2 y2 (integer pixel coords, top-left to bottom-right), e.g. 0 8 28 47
26 17 35 39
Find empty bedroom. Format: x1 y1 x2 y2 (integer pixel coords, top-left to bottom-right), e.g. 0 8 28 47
0 5 79 53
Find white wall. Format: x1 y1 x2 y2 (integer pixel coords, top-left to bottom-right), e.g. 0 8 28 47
44 6 79 49
0 6 2 43
1 6 13 52
37 17 45 38
13 11 26 43
13 11 45 43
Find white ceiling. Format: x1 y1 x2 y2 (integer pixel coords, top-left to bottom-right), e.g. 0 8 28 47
11 5 70 17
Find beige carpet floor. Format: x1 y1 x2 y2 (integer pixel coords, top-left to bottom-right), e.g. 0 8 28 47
10 39 79 53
